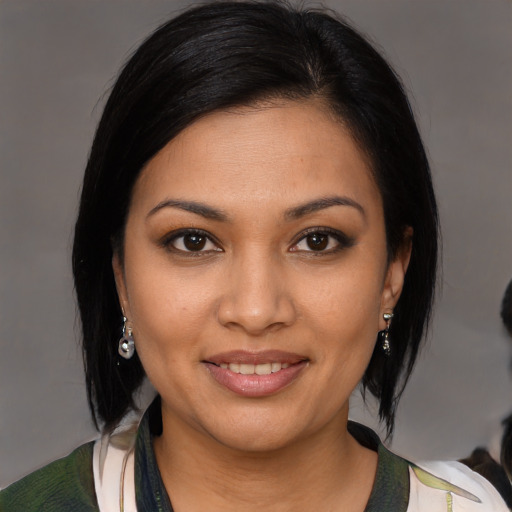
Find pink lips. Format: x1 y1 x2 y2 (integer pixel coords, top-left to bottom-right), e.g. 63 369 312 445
203 350 309 397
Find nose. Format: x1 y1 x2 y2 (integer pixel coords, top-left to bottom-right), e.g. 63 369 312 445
217 251 296 336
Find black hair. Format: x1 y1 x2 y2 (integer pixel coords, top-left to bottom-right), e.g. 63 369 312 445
73 0 439 434
501 279 512 337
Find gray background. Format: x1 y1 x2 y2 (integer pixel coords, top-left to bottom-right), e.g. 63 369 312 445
1 0 511 488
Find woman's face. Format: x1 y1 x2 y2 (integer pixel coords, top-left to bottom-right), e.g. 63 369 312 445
114 100 409 452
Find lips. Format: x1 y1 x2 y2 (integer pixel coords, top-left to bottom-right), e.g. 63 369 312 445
203 350 309 397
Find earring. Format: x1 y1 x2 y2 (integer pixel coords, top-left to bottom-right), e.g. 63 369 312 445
118 316 135 359
382 312 394 356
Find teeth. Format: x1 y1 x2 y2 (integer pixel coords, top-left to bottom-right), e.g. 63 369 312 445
255 363 272 375
240 364 255 375
225 362 290 374
271 362 281 373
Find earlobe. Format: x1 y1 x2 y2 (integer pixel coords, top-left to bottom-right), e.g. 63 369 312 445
380 228 413 330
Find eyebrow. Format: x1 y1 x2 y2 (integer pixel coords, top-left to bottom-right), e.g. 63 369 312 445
284 196 365 220
146 195 365 222
147 199 229 221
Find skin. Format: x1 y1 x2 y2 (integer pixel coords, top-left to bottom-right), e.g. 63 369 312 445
113 100 411 512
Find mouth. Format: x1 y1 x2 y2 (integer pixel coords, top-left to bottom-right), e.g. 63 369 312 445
203 350 309 397
215 362 291 375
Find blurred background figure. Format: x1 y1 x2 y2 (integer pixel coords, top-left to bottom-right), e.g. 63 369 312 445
460 279 512 508
500 280 512 482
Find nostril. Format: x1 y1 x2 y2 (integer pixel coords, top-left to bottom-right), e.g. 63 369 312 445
216 276 296 334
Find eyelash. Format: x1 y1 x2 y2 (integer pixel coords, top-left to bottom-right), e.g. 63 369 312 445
290 227 355 255
160 228 221 255
160 227 354 255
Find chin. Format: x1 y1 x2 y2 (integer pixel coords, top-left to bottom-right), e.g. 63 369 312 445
198 400 335 455
209 421 307 454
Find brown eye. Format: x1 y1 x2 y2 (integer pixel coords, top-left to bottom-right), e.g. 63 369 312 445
165 230 221 253
290 228 354 254
306 233 328 251
183 233 207 251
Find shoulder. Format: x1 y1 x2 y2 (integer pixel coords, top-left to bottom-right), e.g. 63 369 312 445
0 441 99 512
406 458 509 511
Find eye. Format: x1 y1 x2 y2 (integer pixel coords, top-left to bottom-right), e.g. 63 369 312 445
290 228 354 253
164 229 221 253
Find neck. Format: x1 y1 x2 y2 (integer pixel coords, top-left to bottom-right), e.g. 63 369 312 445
153 406 377 512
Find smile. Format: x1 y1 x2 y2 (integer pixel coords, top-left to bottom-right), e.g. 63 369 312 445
203 351 309 397
218 362 290 375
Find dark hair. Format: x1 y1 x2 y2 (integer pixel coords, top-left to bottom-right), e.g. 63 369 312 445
73 0 439 434
501 279 512 337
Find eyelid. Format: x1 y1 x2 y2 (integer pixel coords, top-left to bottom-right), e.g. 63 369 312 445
160 228 222 253
289 226 355 253
158 226 354 254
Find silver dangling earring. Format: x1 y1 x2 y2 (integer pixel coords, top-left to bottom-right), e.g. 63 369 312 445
118 316 135 359
382 312 394 356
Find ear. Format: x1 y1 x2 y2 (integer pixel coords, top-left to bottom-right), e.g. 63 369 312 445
379 227 413 330
112 251 131 319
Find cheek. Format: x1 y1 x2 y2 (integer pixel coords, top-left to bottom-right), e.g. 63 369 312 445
293 259 385 387
296 262 384 335
122 250 216 361
126 275 213 401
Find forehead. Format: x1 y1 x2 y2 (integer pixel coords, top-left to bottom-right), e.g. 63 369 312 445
132 100 381 216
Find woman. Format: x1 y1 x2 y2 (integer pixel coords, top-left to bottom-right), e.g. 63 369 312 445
0 1 507 511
